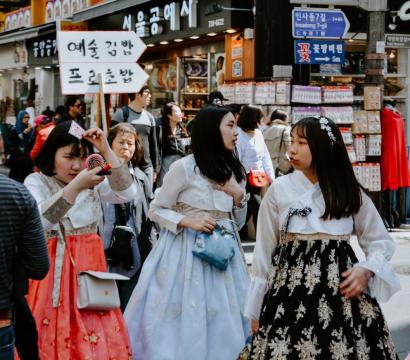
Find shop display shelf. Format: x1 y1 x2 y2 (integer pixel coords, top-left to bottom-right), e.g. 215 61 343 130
183 58 208 62
181 107 201 111
187 76 208 80
182 92 209 95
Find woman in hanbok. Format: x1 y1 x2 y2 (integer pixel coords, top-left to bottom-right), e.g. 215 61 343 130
23 121 135 359
124 105 251 360
246 116 400 359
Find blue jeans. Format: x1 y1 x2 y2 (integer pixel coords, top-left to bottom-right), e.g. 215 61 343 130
0 325 15 360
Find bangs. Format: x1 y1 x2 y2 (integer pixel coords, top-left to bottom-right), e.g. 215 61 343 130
68 141 90 159
291 122 307 138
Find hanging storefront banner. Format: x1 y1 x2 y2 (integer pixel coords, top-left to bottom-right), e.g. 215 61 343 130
57 31 148 94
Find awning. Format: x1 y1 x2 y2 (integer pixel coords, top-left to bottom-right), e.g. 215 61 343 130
0 23 55 45
72 0 150 22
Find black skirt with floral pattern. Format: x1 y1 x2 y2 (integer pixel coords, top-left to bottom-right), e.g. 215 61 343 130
250 238 397 360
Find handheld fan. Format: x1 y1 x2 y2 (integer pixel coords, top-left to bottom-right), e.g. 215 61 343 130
85 154 112 175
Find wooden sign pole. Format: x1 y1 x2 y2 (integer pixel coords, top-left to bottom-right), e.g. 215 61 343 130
97 73 108 135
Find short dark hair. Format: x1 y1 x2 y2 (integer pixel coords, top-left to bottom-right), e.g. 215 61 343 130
224 103 242 117
65 96 81 109
292 117 362 220
237 105 264 131
128 85 150 101
191 105 245 183
270 109 288 122
55 105 66 116
34 121 93 175
107 123 144 167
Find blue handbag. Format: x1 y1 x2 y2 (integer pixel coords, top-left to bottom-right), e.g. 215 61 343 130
192 223 236 271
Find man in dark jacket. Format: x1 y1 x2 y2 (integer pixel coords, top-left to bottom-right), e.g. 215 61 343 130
0 175 49 360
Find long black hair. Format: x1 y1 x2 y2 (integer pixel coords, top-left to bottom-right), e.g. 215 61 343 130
160 102 188 142
35 121 93 176
292 117 362 219
191 105 245 183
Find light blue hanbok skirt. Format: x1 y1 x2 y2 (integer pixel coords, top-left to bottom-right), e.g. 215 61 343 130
124 219 250 360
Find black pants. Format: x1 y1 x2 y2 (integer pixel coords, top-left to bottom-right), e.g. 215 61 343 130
240 181 262 239
14 296 39 360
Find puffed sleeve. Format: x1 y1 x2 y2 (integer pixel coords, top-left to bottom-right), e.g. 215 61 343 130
244 183 280 320
353 192 401 302
148 159 188 234
96 161 137 204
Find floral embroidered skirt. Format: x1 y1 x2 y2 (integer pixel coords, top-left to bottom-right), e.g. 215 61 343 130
250 239 397 360
25 233 132 360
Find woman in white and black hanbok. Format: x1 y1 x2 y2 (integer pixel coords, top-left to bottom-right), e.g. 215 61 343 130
246 117 400 359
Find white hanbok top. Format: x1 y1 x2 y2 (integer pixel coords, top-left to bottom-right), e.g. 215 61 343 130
245 170 401 320
148 154 246 233
24 164 137 232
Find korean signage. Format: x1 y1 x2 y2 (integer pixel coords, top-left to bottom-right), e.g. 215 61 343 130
292 8 350 39
89 0 253 44
294 40 345 64
385 34 410 48
123 0 197 38
27 35 58 66
57 31 148 94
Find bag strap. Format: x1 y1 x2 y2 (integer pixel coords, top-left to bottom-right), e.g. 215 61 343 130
122 106 129 122
114 203 128 226
58 222 79 274
278 127 286 154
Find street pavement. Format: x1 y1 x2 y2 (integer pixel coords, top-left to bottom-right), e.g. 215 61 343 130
243 230 410 359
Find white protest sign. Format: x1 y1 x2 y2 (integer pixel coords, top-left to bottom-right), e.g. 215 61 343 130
57 31 148 94
60 62 148 95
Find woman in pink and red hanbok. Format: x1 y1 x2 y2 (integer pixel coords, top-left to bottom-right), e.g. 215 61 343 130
23 121 137 360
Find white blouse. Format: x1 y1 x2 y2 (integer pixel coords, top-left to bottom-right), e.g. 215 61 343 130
245 170 401 320
148 154 247 233
24 171 137 232
236 128 275 180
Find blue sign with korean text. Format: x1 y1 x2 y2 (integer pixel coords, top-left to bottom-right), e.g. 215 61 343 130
294 40 345 64
292 8 350 39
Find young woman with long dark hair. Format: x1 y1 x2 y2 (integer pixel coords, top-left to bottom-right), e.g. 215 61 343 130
157 102 190 186
246 116 399 359
124 105 251 360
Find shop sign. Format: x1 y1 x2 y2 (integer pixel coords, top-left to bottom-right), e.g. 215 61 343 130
4 7 31 32
57 31 148 94
294 40 345 64
123 0 197 38
385 34 410 48
232 60 242 77
292 8 350 39
33 38 57 58
231 37 243 59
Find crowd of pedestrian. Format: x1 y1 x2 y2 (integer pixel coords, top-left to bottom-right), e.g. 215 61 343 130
0 88 402 360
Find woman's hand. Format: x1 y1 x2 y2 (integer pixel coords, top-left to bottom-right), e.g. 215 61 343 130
251 320 259 334
23 125 33 134
63 167 106 203
83 128 110 154
339 267 374 299
215 176 244 206
179 215 217 233
83 128 122 168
